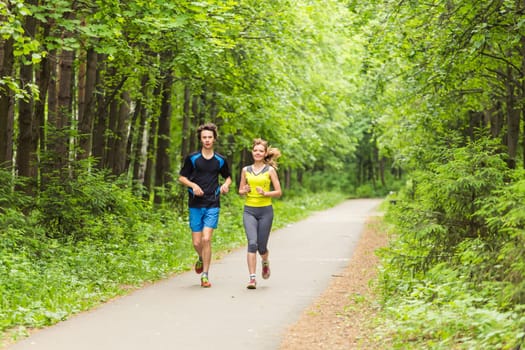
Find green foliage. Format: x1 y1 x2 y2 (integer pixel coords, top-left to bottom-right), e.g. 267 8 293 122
299 170 356 194
37 169 149 241
477 170 525 306
0 168 32 210
382 138 509 275
378 265 525 349
295 167 401 198
376 138 524 348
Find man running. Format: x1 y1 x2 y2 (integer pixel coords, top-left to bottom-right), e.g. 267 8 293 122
179 123 232 288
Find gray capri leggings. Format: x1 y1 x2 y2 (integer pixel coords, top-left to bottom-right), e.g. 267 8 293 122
243 205 274 254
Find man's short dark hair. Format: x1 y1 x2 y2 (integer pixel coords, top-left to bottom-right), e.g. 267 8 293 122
197 123 218 139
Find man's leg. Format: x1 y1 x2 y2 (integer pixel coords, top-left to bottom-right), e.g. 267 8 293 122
201 226 214 273
192 232 204 274
199 207 218 287
192 231 203 256
189 208 205 274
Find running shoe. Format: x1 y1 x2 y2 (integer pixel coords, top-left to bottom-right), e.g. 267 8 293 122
200 275 211 288
194 258 203 274
262 260 271 279
246 278 257 289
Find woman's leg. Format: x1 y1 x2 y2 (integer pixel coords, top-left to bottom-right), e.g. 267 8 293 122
243 207 259 275
257 206 274 259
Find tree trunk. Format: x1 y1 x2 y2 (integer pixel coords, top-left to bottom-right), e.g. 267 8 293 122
180 84 191 161
505 64 520 169
379 156 386 187
297 169 303 185
285 167 292 189
487 101 503 139
93 58 131 169
126 78 147 173
92 58 107 167
132 79 150 189
111 91 131 176
226 134 234 183
143 83 161 200
356 154 363 185
237 148 249 188
47 49 58 130
15 5 39 194
468 110 483 140
523 112 525 170
77 49 87 150
190 94 200 152
40 48 58 189
106 96 119 170
36 22 51 161
154 69 173 204
78 48 98 160
521 34 525 170
0 37 15 167
54 48 75 173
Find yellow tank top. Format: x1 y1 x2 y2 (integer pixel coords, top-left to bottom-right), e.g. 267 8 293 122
245 165 272 207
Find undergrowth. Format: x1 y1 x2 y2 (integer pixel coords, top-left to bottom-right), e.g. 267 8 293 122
375 139 525 349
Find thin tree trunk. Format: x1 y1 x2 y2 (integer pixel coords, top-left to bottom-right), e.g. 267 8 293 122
190 94 200 152
76 47 87 160
111 91 131 176
106 96 119 170
143 82 161 200
0 37 15 167
15 3 39 194
36 22 51 160
126 103 138 174
92 57 107 167
297 169 303 185
143 115 157 200
154 68 173 204
132 87 149 189
47 49 58 128
468 110 483 140
54 48 75 173
505 64 520 169
285 168 292 189
40 48 58 189
132 75 155 189
379 156 386 187
180 84 191 161
521 34 525 170
77 49 87 149
77 48 98 160
487 101 503 139
237 148 249 188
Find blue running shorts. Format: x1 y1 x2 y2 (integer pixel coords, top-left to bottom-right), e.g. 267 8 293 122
189 207 220 232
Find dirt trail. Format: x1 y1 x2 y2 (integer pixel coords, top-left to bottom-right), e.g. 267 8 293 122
280 214 387 349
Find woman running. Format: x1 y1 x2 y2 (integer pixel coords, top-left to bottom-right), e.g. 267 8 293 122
238 138 282 289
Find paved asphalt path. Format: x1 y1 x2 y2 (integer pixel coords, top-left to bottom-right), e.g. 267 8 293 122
8 198 382 350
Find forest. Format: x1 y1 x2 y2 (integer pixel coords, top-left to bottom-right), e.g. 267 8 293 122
1 0 524 348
